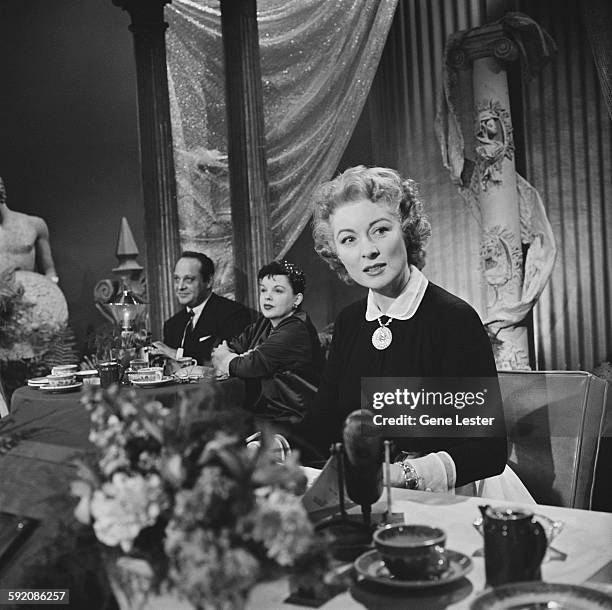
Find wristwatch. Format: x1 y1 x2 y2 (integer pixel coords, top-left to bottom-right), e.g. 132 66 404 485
400 460 421 490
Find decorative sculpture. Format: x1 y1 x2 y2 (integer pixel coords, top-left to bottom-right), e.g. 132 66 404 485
92 217 148 362
0 177 68 362
436 13 558 370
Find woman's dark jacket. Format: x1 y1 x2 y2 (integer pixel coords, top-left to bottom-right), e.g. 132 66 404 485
228 311 324 423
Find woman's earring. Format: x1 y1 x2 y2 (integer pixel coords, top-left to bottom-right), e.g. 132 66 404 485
292 302 298 310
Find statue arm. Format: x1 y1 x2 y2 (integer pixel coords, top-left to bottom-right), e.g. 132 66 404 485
33 217 58 281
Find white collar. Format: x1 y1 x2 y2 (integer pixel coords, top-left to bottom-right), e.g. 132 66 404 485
187 292 212 324
365 265 428 321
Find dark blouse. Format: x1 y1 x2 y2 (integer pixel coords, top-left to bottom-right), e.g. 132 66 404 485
293 283 507 487
228 311 324 423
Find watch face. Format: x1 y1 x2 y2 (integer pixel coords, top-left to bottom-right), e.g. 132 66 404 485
407 476 419 490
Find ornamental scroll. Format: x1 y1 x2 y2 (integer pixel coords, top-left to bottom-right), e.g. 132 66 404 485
164 0 398 295
435 12 557 370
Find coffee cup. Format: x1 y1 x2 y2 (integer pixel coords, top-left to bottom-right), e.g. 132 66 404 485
176 357 197 368
131 367 164 383
168 356 198 375
51 364 78 376
373 524 448 580
46 372 76 387
129 359 148 371
75 369 101 386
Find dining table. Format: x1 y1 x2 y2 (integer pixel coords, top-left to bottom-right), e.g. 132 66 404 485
7 378 245 450
0 381 611 609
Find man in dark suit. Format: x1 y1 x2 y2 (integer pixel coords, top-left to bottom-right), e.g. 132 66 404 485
151 251 253 364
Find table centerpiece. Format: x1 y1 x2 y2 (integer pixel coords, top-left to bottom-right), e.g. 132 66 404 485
71 386 317 610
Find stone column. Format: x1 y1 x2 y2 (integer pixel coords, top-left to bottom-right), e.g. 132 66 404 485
449 25 530 369
220 0 272 310
113 0 180 339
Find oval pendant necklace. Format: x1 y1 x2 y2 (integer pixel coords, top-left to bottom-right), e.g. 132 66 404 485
372 316 393 350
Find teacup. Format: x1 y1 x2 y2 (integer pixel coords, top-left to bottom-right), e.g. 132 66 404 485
51 364 78 376
129 359 148 371
46 372 76 387
373 524 448 580
176 357 197 368
168 357 198 375
75 369 101 386
131 367 164 383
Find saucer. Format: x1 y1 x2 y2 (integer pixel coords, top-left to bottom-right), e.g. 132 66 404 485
354 548 472 589
470 582 612 609
27 377 49 387
131 377 175 388
39 382 83 393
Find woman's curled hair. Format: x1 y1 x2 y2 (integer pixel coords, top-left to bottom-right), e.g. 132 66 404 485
311 166 432 284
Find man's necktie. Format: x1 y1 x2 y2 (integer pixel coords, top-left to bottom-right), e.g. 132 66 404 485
180 309 195 349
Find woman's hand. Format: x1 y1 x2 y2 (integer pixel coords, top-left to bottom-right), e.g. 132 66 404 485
211 340 237 377
211 340 232 367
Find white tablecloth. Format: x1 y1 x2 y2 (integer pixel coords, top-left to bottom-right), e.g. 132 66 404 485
249 487 612 609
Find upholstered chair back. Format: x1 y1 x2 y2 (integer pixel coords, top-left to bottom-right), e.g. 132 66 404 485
499 371 608 509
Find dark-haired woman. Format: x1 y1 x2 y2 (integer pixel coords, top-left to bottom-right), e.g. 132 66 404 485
212 260 324 423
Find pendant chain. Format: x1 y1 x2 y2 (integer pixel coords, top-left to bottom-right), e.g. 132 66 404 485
378 316 392 328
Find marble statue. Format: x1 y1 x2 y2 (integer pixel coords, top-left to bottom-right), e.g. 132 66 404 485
0 177 59 281
0 177 67 362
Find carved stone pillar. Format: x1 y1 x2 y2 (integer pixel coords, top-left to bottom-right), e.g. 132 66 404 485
220 0 272 310
113 0 180 339
449 25 529 370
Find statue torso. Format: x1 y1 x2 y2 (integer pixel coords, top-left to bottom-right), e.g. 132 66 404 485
0 211 39 272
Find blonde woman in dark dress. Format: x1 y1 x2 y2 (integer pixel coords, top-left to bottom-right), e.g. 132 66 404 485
294 166 514 496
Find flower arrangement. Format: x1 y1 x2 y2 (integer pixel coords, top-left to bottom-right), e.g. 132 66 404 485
71 386 316 610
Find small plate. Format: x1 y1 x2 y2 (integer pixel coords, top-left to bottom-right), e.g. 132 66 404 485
131 377 175 388
27 377 49 387
354 548 472 589
470 582 612 609
38 382 83 393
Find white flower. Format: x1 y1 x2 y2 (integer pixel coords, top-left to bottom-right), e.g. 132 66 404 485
90 472 166 552
250 489 313 566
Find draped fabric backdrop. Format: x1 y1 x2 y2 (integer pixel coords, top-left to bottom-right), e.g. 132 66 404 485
165 0 398 295
435 12 558 370
367 0 611 370
519 0 612 370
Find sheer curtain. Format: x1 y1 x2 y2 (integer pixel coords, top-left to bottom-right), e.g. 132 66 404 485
165 0 398 294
